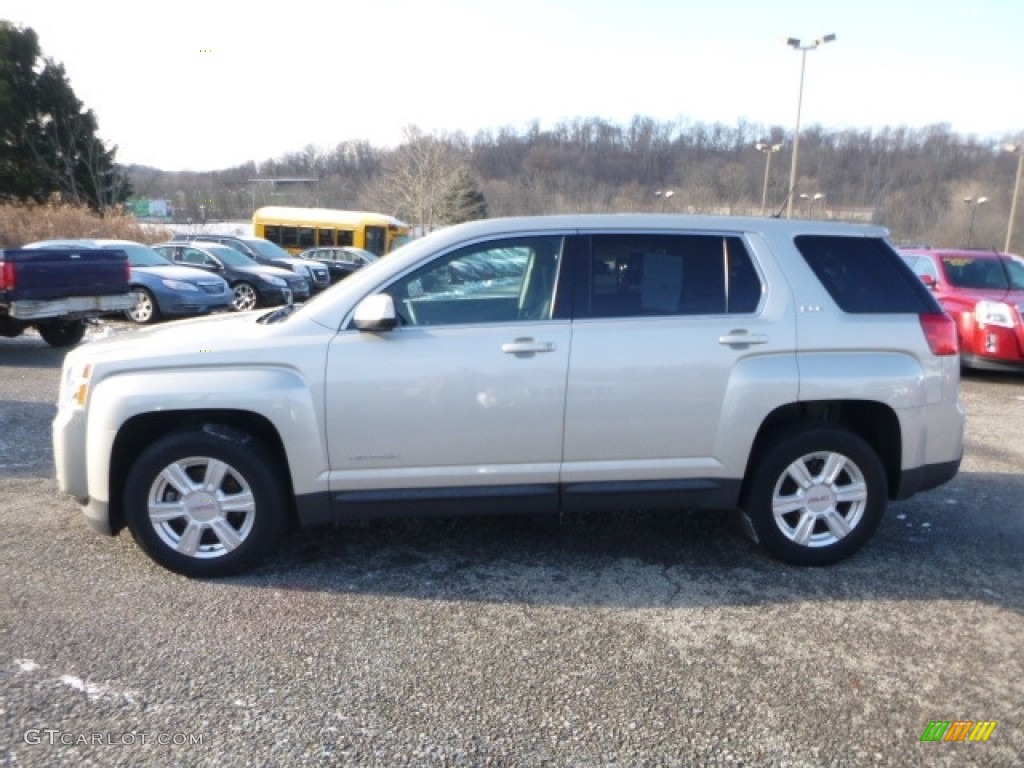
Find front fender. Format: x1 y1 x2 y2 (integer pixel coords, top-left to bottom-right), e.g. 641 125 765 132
85 367 327 508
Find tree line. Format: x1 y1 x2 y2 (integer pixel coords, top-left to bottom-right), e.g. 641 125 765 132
133 119 1021 251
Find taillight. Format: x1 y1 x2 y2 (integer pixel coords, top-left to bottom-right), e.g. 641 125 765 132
919 312 959 356
0 259 14 291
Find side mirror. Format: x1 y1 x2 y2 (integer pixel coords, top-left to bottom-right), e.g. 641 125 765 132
352 293 398 331
920 274 937 289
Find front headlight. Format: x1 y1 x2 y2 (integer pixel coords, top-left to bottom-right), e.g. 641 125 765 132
161 279 199 292
975 300 1016 329
260 275 287 287
60 361 93 410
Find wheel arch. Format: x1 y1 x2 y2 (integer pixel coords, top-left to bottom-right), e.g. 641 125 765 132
743 400 902 500
108 410 296 534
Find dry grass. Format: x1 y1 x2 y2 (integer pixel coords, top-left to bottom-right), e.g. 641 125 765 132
0 201 171 248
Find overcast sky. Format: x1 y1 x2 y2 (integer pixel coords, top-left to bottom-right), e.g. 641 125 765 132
5 0 1022 172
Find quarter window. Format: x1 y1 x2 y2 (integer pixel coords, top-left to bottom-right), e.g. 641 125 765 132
797 236 938 313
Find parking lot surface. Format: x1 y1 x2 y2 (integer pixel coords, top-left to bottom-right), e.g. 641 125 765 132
1 322 1022 767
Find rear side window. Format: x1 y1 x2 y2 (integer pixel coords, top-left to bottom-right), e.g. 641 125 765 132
578 234 763 318
796 236 940 314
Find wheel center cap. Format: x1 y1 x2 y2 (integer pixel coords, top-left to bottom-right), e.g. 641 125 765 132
805 486 835 514
186 493 221 523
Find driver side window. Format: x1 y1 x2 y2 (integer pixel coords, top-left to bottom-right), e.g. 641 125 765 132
386 236 564 326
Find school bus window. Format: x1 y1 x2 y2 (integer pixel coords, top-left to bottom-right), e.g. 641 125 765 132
337 230 354 247
318 229 335 247
280 226 300 248
299 227 316 248
366 226 386 256
264 225 281 244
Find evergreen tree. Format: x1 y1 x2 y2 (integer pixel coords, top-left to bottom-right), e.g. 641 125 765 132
0 21 130 210
438 167 488 225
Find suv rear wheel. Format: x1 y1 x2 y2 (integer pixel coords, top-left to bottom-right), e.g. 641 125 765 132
123 428 286 577
742 424 886 566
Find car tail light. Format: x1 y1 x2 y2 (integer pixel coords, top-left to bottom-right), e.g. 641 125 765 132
0 259 14 291
974 300 1016 329
919 312 959 356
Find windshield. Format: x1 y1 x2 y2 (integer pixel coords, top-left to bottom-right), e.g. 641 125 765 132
1005 255 1024 290
205 244 258 267
245 238 295 260
110 242 171 267
942 255 1024 291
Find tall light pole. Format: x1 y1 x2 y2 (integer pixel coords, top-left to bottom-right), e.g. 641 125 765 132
964 196 989 248
1004 143 1023 252
756 142 783 215
800 192 826 218
655 189 674 212
784 33 836 219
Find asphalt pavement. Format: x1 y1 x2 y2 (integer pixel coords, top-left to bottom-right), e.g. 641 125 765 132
1 323 1021 767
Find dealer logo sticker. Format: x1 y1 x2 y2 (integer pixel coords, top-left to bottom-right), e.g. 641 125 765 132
920 720 997 742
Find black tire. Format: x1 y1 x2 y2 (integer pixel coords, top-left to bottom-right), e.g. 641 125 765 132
126 287 161 324
741 424 887 566
123 428 287 577
36 319 87 348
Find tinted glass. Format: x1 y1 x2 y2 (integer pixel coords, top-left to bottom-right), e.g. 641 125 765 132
941 255 1014 290
580 234 762 318
796 236 940 314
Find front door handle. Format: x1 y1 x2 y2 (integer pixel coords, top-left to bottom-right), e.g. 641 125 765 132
502 338 556 356
718 330 769 346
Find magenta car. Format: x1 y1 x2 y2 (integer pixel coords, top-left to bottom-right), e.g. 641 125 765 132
901 248 1024 371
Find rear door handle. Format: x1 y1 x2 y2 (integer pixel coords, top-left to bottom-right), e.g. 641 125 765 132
502 338 556 355
718 330 769 346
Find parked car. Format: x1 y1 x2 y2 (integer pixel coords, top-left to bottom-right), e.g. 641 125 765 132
54 215 964 577
1 246 133 346
900 247 1024 371
153 241 309 311
24 239 231 324
173 234 331 293
297 246 379 284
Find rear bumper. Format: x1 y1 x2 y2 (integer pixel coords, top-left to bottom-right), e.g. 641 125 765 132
963 324 1024 369
10 293 136 320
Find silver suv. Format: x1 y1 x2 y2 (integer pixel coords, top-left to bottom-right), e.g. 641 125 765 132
53 215 964 577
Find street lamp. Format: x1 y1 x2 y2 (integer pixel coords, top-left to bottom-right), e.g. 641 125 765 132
655 189 675 212
964 195 989 248
756 142 783 215
784 33 836 219
1004 143 1023 252
800 192 826 218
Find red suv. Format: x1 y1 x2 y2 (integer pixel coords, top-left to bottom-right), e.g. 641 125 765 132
901 248 1024 370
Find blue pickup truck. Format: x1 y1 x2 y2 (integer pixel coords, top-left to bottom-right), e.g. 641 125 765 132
0 247 135 347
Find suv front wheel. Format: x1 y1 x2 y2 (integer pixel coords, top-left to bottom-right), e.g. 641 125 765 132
123 427 286 577
742 424 887 566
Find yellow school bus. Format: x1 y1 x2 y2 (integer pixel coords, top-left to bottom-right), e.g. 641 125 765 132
252 206 412 256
